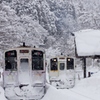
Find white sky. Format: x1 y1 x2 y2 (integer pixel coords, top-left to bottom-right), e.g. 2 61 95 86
74 29 100 56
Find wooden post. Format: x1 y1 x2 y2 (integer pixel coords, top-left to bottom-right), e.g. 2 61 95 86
83 57 86 78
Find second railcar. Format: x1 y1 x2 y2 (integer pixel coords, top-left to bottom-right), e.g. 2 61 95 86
49 56 75 89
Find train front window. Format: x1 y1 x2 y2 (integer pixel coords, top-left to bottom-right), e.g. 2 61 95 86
32 50 44 70
60 63 65 70
20 59 29 71
5 50 17 71
67 58 74 69
50 58 58 71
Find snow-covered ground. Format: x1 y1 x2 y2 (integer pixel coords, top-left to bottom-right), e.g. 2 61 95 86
0 66 100 100
42 66 100 100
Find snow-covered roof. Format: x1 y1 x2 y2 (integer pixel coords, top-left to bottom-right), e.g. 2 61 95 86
74 29 100 57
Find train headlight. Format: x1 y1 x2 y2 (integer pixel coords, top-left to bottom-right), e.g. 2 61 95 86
68 59 70 61
54 59 56 61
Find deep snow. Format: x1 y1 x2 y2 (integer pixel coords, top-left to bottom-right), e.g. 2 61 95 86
0 66 100 100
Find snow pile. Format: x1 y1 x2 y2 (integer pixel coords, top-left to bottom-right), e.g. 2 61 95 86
1 66 100 100
43 68 100 100
0 87 7 100
87 65 100 74
74 29 100 56
42 84 88 100
72 71 100 100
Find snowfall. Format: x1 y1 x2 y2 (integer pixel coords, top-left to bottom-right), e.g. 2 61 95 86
1 29 100 100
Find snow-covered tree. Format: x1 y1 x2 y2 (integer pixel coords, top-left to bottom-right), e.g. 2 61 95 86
0 3 22 50
1 0 100 60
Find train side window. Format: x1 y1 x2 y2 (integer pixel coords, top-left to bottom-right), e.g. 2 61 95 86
60 63 65 70
67 58 74 69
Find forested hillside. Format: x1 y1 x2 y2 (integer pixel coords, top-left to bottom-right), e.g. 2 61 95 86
0 0 100 59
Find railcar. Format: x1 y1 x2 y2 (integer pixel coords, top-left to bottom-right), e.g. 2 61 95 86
49 55 75 89
3 43 46 100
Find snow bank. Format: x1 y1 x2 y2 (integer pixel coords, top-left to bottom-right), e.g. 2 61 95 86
42 84 69 100
73 71 100 100
0 86 7 100
1 66 100 100
42 84 91 100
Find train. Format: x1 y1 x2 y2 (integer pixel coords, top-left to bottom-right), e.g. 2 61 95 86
49 55 75 89
3 43 46 100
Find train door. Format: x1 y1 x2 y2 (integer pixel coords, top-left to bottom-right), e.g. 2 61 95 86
58 57 66 75
49 58 58 78
18 58 31 85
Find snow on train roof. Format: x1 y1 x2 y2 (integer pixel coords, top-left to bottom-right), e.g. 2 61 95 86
74 29 100 56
